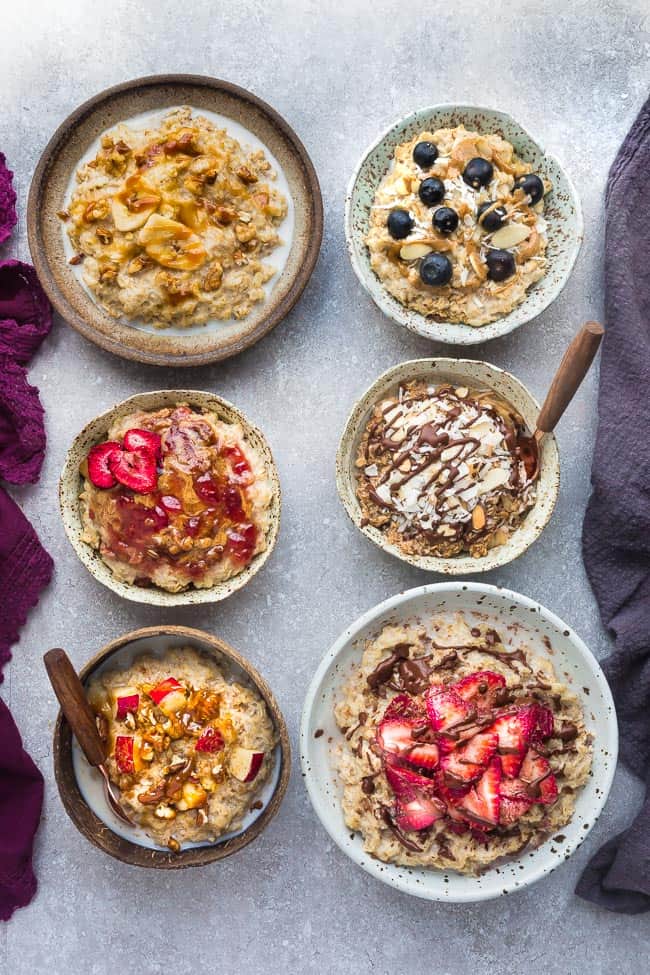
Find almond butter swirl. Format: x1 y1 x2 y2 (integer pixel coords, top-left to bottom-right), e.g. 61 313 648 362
355 380 536 559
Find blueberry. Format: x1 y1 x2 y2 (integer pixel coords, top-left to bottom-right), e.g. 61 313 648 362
387 209 413 240
420 253 453 286
432 206 459 235
418 177 445 207
477 202 507 232
513 173 544 205
486 248 516 282
462 157 494 189
413 141 438 169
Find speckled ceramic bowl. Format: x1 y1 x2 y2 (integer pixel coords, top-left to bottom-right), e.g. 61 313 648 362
28 74 323 366
52 625 291 868
345 105 583 345
59 390 280 606
300 582 617 903
336 358 559 574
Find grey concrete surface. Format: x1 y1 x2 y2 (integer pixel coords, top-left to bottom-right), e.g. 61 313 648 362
1 1 649 971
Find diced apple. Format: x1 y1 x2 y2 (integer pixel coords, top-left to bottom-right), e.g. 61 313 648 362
228 746 264 783
114 734 143 775
112 687 140 720
148 677 186 715
175 781 207 811
195 727 225 753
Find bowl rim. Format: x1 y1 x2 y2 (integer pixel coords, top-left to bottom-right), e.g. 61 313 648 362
58 388 281 606
52 624 292 868
299 581 618 902
344 102 584 346
335 357 560 574
27 72 323 367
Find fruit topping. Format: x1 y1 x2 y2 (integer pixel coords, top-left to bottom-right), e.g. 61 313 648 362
419 252 453 287
123 428 162 457
114 734 141 775
377 717 416 757
477 201 507 232
382 693 424 723
532 704 555 742
139 213 207 271
195 726 225 753
458 756 501 827
229 746 265 782
462 157 494 189
490 705 535 755
407 742 440 770
113 689 140 720
109 446 158 493
425 685 474 732
513 173 544 205
149 676 186 713
395 795 445 832
384 758 436 801
387 209 414 240
499 779 534 825
432 206 459 235
412 141 439 169
453 671 506 707
87 441 122 488
486 248 516 282
418 177 445 206
519 748 558 804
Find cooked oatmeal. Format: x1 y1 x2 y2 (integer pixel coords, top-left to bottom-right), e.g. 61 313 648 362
366 126 550 326
80 403 274 592
88 647 276 849
62 107 288 328
335 614 592 875
355 380 537 559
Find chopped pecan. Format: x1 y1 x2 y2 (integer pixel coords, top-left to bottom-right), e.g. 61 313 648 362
95 227 113 244
137 781 166 805
236 164 258 184
214 205 237 226
202 261 223 292
68 254 84 266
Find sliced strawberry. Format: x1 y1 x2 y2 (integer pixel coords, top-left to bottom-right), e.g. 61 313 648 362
446 818 469 836
382 693 424 723
435 770 471 806
425 685 474 732
87 441 122 488
109 447 158 493
195 726 225 753
376 718 416 757
441 751 484 786
123 428 162 458
538 773 558 805
490 705 536 754
500 795 533 825
456 729 498 768
500 752 525 778
384 759 435 801
395 795 445 832
453 671 506 706
458 756 502 828
520 748 558 804
407 742 439 769
531 704 555 742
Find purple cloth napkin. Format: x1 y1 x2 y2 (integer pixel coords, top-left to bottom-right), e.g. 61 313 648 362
576 96 650 914
0 699 44 921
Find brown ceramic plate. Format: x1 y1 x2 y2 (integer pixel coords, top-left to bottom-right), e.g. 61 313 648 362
52 626 291 868
28 74 323 366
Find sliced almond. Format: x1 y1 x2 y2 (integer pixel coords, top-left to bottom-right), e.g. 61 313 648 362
472 505 486 530
399 242 433 261
490 223 531 249
440 444 464 463
479 466 511 494
454 386 469 399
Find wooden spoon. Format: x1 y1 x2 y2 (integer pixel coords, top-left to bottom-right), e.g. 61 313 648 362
518 320 605 480
44 648 133 826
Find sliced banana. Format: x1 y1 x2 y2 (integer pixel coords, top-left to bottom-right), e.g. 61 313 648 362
111 175 161 232
490 223 532 249
139 214 207 271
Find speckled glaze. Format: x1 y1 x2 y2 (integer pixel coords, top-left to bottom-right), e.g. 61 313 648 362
52 625 291 868
345 105 583 345
300 582 617 903
27 74 323 367
336 358 560 574
59 390 281 606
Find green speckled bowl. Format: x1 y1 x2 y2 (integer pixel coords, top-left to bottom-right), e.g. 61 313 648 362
59 390 281 606
345 105 583 345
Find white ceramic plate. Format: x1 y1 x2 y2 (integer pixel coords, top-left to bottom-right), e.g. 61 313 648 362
345 105 583 345
300 583 617 903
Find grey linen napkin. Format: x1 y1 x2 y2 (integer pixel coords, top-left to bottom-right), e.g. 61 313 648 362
576 94 650 914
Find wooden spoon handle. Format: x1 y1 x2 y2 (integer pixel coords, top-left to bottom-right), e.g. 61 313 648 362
536 321 604 434
44 648 106 768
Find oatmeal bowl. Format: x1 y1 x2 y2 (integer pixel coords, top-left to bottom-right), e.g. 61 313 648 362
336 358 559 574
345 105 582 344
300 583 617 901
51 625 291 867
59 389 280 605
28 74 322 365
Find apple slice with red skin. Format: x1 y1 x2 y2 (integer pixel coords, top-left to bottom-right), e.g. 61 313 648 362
195 727 225 753
114 734 142 774
229 746 265 782
148 677 186 715
113 687 140 720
